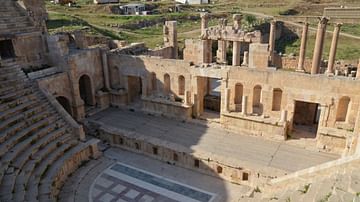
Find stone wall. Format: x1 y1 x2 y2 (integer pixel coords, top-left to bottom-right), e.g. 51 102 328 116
249 43 270 69
105 53 360 155
142 97 192 120
94 124 285 187
108 54 193 100
221 113 287 140
13 32 46 67
279 56 312 73
183 39 206 64
148 47 175 59
37 72 73 105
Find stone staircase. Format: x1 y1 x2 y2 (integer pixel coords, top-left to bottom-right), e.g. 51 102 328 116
0 0 37 35
0 58 98 201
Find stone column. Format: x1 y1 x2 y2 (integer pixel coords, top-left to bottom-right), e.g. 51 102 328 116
297 22 309 72
269 21 277 54
141 77 148 97
357 59 360 79
200 12 209 36
241 95 248 115
232 41 241 66
217 40 227 64
200 13 212 64
242 51 249 66
311 17 329 75
233 14 243 30
192 94 200 118
164 21 178 59
269 21 277 66
327 23 342 75
101 50 111 91
280 110 288 123
224 88 230 113
89 139 102 159
202 40 212 63
184 91 191 106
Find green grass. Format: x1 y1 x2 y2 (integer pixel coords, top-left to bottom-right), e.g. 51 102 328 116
280 31 360 60
45 0 360 59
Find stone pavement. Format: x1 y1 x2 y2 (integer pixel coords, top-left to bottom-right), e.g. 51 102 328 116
89 108 339 172
60 148 251 202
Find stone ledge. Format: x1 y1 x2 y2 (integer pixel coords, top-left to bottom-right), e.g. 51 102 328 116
222 112 285 126
39 87 86 141
97 122 285 186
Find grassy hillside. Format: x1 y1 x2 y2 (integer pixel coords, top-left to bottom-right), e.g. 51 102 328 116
45 0 360 59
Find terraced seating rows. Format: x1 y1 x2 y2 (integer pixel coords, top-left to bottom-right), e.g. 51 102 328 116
0 58 96 202
0 0 37 35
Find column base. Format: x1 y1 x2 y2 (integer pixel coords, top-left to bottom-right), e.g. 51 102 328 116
325 72 335 77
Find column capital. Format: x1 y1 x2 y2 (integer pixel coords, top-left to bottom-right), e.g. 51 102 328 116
233 14 243 21
334 23 343 28
318 17 329 26
270 20 277 25
200 12 209 19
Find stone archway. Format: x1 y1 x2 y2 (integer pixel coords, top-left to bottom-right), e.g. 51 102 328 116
79 74 95 106
56 96 73 116
252 85 263 115
164 73 171 95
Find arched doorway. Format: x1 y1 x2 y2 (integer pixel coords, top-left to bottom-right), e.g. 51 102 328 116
79 74 94 106
272 88 282 111
56 96 72 116
164 73 171 95
178 75 185 96
252 85 263 115
234 83 243 112
151 72 157 93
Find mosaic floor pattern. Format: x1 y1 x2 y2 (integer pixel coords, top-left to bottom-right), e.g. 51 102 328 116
90 163 216 202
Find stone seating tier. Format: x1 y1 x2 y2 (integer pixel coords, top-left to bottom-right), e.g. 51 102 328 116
0 58 96 201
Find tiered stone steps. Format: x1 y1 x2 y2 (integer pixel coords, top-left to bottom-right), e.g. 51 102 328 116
0 58 95 201
0 0 37 35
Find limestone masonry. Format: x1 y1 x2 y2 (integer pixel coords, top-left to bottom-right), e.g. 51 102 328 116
0 0 360 201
